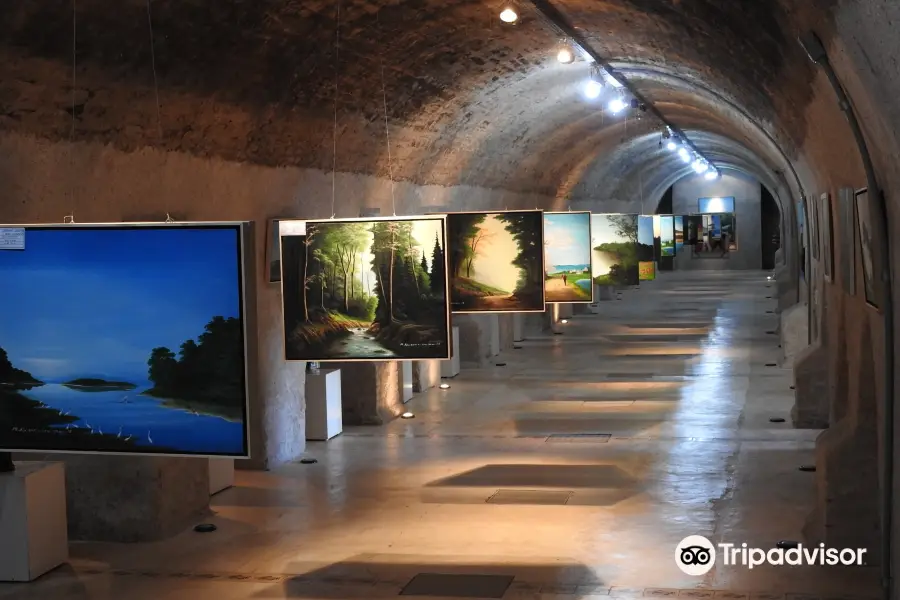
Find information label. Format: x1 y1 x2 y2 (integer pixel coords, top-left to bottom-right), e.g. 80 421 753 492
0 228 25 250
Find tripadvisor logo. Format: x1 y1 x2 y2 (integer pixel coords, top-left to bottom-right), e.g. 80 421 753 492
675 536 868 575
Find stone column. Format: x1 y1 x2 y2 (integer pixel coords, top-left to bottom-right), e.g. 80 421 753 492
454 314 500 367
413 360 441 392
326 361 402 425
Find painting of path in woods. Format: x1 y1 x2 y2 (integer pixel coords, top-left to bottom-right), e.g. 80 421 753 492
446 211 545 312
280 217 451 361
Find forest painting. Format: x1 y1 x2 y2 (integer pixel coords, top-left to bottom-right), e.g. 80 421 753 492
591 214 639 286
280 217 450 361
447 211 545 312
0 225 249 457
544 212 592 303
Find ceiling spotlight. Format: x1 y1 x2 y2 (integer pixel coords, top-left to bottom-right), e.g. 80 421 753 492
439 383 450 390
678 148 691 163
608 97 627 114
667 141 677 151
705 170 719 180
401 411 415 419
583 79 602 100
693 160 709 174
557 46 574 64
499 6 518 23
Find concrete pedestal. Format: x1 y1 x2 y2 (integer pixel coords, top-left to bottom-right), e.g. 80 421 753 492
208 459 234 496
414 360 441 391
595 284 615 301
305 368 343 439
455 314 501 367
791 342 830 429
780 303 808 365
327 362 401 425
401 361 414 403
513 314 525 342
556 303 574 319
0 462 68 581
441 326 461 378
55 455 209 542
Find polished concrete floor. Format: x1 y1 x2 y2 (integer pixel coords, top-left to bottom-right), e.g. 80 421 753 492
0 271 879 599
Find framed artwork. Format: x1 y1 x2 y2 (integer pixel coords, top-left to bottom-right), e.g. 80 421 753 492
838 188 855 295
446 210 546 313
591 213 640 286
821 193 834 281
0 223 252 458
855 188 878 308
659 216 675 257
280 216 451 362
544 212 593 303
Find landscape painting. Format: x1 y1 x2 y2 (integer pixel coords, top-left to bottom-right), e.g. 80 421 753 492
0 225 249 457
280 216 451 361
591 213 639 286
660 215 675 256
447 211 545 312
675 216 684 252
543 212 593 303
638 215 654 263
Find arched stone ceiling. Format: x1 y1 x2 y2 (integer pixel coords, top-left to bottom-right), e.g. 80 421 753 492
0 0 842 207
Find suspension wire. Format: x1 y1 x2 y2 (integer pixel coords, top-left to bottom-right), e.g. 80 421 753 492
331 0 342 219
380 64 396 216
145 0 167 218
68 0 77 222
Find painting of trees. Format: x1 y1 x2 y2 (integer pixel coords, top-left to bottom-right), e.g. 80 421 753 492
280 217 450 361
447 211 546 312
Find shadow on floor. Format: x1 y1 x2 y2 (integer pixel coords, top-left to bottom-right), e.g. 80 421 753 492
256 556 602 598
425 463 638 490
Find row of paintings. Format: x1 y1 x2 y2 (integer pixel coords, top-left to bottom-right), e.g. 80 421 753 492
278 211 644 363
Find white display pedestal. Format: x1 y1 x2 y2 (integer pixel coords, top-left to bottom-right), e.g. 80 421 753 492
209 459 234 496
0 462 68 582
401 361 414 403
513 314 525 342
441 326 461 378
305 368 343 440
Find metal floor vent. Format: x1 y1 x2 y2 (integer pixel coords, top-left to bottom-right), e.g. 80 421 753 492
545 433 611 443
486 489 573 505
400 573 515 597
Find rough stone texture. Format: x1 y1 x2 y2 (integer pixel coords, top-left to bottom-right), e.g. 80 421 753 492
671 172 762 270
413 360 440 392
326 361 402 425
59 455 208 542
498 314 515 352
792 342 830 429
780 303 809 365
454 314 500 367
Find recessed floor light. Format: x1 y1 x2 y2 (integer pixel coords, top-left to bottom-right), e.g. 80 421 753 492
401 412 415 419
439 383 450 390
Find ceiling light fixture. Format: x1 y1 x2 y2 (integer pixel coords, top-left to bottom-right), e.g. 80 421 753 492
608 97 627 114
583 78 602 100
705 170 720 180
667 141 677 151
556 40 575 64
499 6 518 23
678 148 691 163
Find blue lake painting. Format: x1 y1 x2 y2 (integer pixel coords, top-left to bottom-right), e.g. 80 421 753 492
0 225 249 457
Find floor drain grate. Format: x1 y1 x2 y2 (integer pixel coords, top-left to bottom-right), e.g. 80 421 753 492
545 433 611 443
486 489 573 506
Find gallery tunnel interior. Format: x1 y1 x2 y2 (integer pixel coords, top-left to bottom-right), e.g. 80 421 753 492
1 0 899 599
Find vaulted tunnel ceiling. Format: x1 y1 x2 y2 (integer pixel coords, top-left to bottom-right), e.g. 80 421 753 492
0 0 840 210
